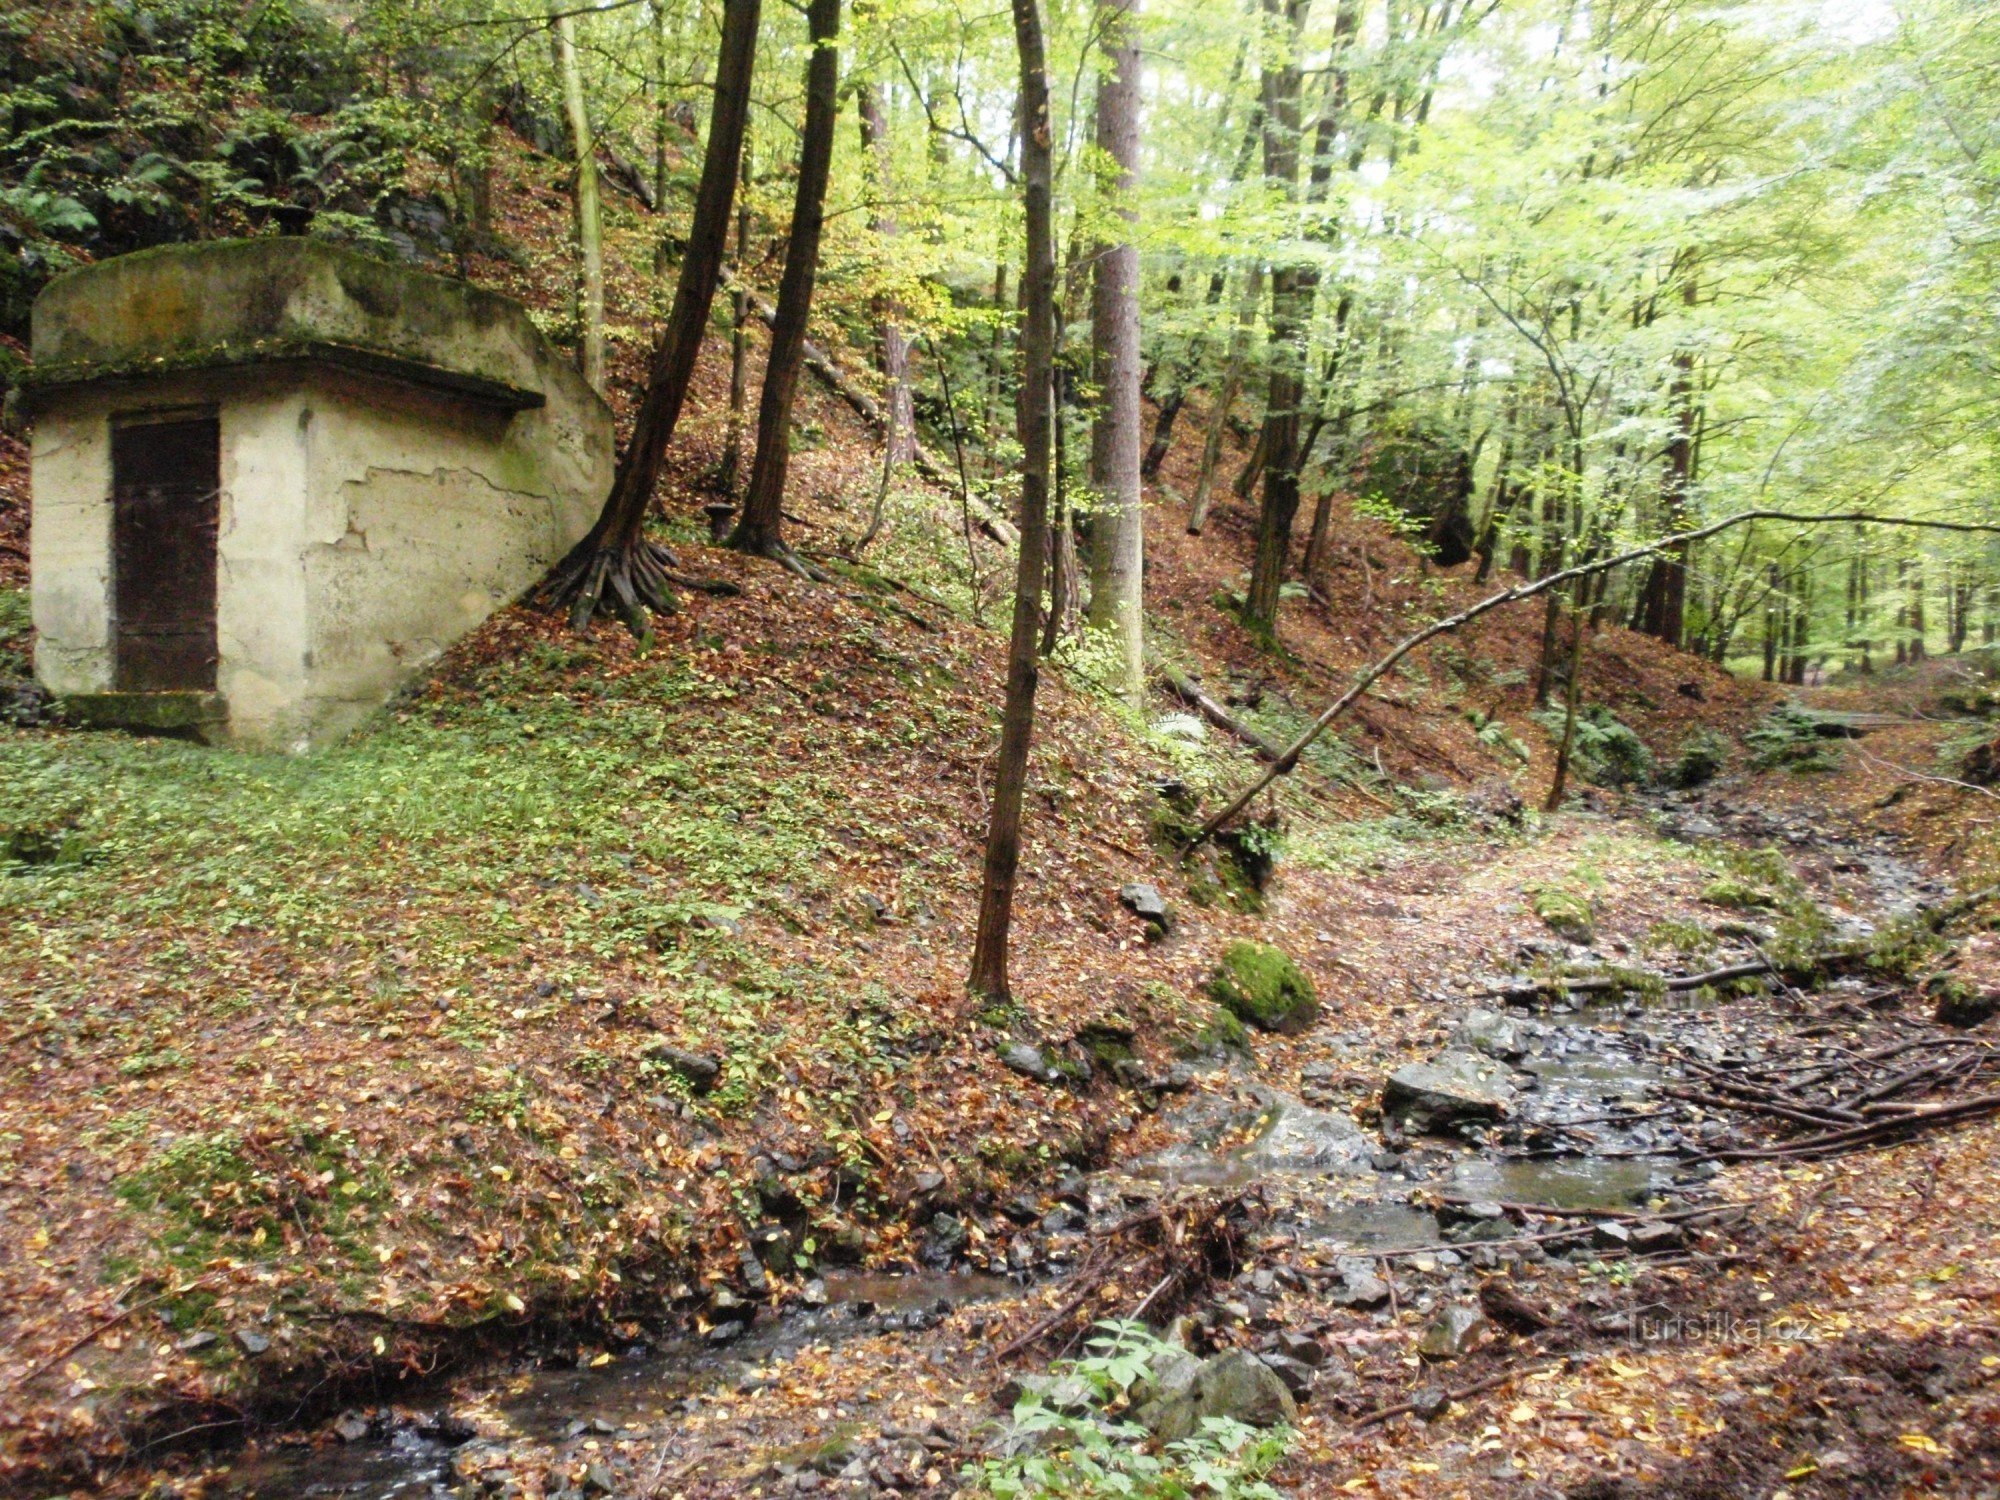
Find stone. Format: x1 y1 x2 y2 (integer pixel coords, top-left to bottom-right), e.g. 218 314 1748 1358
1382 1051 1516 1129
1118 882 1172 934
1273 1330 1326 1367
921 1213 968 1267
333 1410 372 1443
583 1464 618 1494
234 1328 271 1356
1137 1350 1298 1442
1155 713 1208 743
1627 1220 1684 1255
999 1042 1061 1084
1208 941 1319 1035
1934 984 2000 1029
175 1330 218 1353
1417 1303 1493 1361
1591 1220 1633 1250
1450 1009 1529 1062
640 1040 722 1094
1327 1257 1391 1309
1410 1387 1451 1421
1235 1093 1374 1174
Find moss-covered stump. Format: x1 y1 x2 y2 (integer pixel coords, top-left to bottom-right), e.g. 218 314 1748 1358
1208 941 1319 1035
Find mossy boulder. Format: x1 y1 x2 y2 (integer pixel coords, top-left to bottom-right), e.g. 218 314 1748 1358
1529 885 1596 944
1208 941 1319 1035
1182 1004 1251 1056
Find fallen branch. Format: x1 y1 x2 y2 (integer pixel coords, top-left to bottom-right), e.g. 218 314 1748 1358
1703 1090 2000 1161
1351 1363 1566 1431
1155 666 1285 761
1188 509 2000 849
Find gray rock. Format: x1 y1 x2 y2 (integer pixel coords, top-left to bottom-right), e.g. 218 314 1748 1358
1450 1009 1530 1062
640 1040 722 1094
1326 1257 1391 1309
1410 1386 1451 1421
1627 1220 1684 1254
1382 1051 1516 1128
1417 1303 1493 1361
1273 1330 1325 1367
583 1463 618 1494
1118 882 1172 932
999 1042 1061 1084
333 1410 372 1442
921 1212 969 1267
1155 713 1208 743
175 1330 218 1353
234 1328 271 1356
1235 1093 1374 1175
1592 1220 1633 1250
1257 1352 1318 1398
1138 1350 1298 1442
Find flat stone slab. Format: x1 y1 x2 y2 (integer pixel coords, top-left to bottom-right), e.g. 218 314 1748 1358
1383 1050 1517 1127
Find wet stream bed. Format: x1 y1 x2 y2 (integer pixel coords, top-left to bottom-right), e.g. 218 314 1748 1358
205 786 1955 1496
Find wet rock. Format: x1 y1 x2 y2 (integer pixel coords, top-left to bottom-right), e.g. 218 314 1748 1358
333 1410 373 1442
1272 1330 1325 1366
1236 1093 1373 1174
1382 1051 1516 1129
1627 1220 1684 1254
639 1040 722 1094
999 1042 1061 1084
1439 1198 1508 1228
1326 1257 1392 1309
1138 1350 1298 1442
1257 1351 1318 1398
1451 1009 1530 1062
1208 942 1319 1035
1118 883 1172 936
1417 1303 1493 1361
921 1212 969 1267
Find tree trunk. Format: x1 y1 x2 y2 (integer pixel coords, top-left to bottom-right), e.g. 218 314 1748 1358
1083 0 1145 702
718 146 753 512
730 0 842 571
1188 262 1262 533
543 0 762 632
970 0 1058 1002
556 6 606 394
1242 0 1312 636
857 84 915 471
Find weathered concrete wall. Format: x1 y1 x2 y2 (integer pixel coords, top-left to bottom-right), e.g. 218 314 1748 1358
29 240 613 750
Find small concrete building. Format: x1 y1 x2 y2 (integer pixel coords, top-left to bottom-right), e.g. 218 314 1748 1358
26 238 612 750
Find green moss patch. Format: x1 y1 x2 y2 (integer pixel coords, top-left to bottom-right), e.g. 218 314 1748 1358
1207 941 1318 1035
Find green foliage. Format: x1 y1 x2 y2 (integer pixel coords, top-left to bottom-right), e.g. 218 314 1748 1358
967 1322 1290 1500
1207 941 1317 1033
1533 705 1653 788
1662 730 1727 789
1745 707 1841 773
1526 882 1596 944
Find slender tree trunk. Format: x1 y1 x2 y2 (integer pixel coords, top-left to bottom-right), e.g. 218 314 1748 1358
1188 263 1262 533
1242 0 1313 635
718 146 753 512
857 84 915 470
651 0 672 210
1545 589 1587 811
556 6 606 394
1084 0 1145 702
970 0 1058 1002
730 0 842 569
544 0 762 631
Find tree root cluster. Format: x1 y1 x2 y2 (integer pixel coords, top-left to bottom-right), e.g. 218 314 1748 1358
539 536 741 634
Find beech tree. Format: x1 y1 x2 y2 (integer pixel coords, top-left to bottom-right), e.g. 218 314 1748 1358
730 0 842 573
969 0 1057 1002
542 0 762 632
1083 0 1145 704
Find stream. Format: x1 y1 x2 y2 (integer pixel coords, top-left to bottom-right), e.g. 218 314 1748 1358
208 785 1945 1497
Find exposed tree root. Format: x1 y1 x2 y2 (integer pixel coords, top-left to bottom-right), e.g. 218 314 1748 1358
733 535 831 584
539 534 741 636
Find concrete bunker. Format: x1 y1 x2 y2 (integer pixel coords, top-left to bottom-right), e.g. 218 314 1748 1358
25 238 613 750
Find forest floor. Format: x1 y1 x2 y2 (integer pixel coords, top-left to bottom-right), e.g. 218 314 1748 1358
7 138 2000 1500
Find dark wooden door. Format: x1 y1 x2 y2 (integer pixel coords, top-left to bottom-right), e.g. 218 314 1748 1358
112 413 220 692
